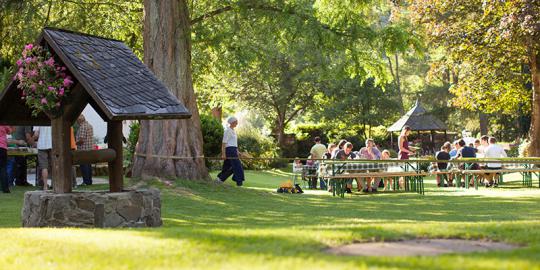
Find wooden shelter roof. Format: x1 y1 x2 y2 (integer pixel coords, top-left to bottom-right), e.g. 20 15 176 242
0 28 191 125
387 100 447 132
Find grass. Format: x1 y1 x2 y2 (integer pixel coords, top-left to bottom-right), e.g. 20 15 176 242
1 169 540 269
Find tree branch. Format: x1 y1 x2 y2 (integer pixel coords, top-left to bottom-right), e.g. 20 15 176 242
190 5 232 25
190 3 350 37
60 0 142 12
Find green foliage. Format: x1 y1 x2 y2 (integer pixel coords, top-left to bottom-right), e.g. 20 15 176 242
0 65 12 91
237 127 280 169
410 0 538 115
125 121 140 167
200 114 224 168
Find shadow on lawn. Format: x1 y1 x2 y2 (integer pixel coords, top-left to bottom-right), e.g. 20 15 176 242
161 181 540 229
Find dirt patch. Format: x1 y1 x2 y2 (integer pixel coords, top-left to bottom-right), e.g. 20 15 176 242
327 239 520 257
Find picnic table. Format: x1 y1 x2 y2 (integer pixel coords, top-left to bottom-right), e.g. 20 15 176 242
7 147 39 180
320 160 426 197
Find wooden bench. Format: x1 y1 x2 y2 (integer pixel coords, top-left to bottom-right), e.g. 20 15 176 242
460 168 540 189
325 171 427 197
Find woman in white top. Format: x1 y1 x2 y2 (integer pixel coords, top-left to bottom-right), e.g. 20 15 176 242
216 116 245 186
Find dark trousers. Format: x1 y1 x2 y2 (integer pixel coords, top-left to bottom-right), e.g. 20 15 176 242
0 148 8 192
217 147 244 186
14 156 28 185
80 164 92 185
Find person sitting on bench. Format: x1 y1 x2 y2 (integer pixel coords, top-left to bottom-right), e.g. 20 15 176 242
333 142 356 193
435 142 452 187
483 137 507 187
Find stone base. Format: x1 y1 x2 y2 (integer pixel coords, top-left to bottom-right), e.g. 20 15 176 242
22 189 162 228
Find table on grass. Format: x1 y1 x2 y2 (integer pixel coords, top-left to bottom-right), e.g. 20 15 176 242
7 147 38 180
321 160 426 197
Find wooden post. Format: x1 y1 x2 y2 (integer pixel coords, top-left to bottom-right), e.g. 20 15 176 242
51 115 73 193
108 121 123 192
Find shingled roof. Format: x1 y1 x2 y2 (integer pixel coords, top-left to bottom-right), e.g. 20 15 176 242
387 100 447 132
0 28 190 125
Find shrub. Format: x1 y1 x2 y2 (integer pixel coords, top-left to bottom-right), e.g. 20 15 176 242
125 121 140 167
237 128 280 170
200 114 224 169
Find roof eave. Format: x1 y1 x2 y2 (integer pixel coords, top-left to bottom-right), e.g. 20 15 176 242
110 113 192 121
42 29 115 121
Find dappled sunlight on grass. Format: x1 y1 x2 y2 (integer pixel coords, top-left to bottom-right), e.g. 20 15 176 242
1 170 540 269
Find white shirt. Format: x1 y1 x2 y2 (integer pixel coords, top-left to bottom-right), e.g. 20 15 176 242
484 144 507 168
34 126 52 150
222 126 237 147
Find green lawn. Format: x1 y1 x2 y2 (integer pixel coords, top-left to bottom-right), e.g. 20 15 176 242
1 170 540 269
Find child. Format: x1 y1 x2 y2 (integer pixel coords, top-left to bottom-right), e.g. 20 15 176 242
0 125 12 193
381 150 393 191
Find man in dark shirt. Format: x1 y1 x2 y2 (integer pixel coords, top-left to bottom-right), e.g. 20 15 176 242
457 139 477 159
457 139 479 186
333 142 356 193
334 142 356 160
435 142 452 187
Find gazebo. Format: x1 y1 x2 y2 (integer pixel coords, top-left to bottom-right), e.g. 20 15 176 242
387 100 447 153
0 28 191 227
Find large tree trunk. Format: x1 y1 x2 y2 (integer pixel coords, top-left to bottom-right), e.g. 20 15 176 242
527 49 540 157
133 0 208 180
479 112 489 135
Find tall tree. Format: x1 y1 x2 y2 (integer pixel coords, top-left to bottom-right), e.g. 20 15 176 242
133 0 208 179
411 0 540 155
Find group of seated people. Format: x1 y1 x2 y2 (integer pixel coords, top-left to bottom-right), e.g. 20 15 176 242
432 135 507 188
298 137 393 193
296 135 508 193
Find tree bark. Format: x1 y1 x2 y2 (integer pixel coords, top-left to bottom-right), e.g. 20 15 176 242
133 0 208 180
479 112 489 135
387 53 405 113
527 49 540 157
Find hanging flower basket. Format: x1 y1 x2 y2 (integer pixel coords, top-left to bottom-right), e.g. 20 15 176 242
14 43 74 118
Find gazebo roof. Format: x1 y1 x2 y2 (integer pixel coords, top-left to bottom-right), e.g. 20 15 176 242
0 28 191 125
387 100 447 132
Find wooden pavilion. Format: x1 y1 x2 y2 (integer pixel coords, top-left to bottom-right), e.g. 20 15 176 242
0 28 191 193
387 100 447 153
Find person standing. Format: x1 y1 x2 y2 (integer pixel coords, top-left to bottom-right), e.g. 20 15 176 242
398 126 415 160
76 115 94 186
0 126 13 193
216 116 244 186
309 136 326 189
34 126 52 190
398 126 414 188
310 137 327 160
13 126 34 186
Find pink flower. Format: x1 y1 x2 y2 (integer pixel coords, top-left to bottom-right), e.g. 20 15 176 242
38 80 43 85
48 86 56 92
41 98 47 104
24 44 33 51
58 88 65 96
16 72 23 80
30 84 37 91
44 57 55 67
29 70 38 77
16 59 23 66
63 77 73 87
25 57 32 64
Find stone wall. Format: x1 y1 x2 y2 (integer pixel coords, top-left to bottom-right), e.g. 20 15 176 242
22 189 162 228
